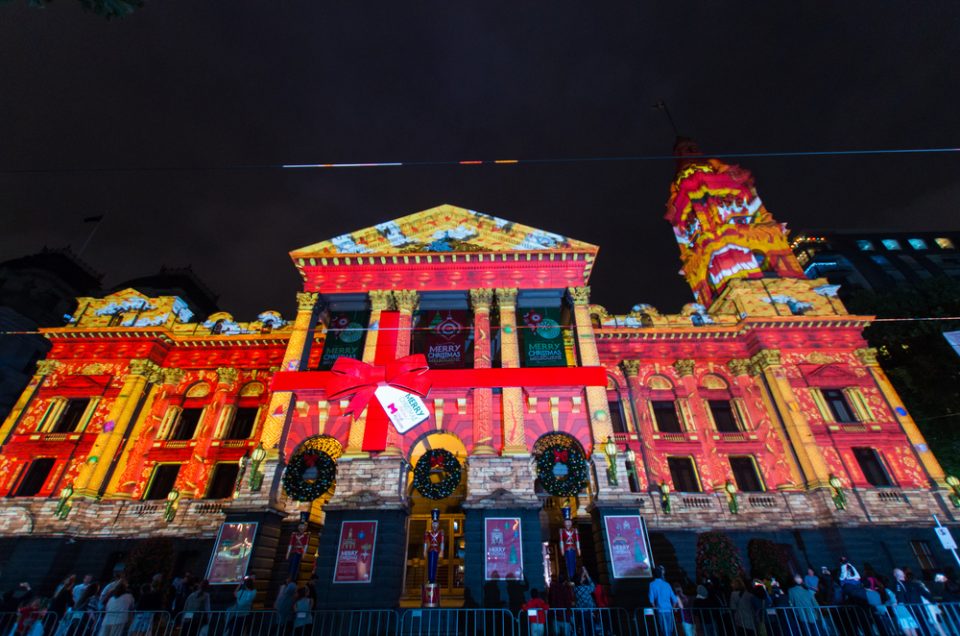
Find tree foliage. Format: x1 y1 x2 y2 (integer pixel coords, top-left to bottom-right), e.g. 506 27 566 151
747 538 793 583
2 0 143 19
124 537 175 588
696 531 746 584
847 276 960 474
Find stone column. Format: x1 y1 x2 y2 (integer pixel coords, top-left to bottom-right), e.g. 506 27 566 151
0 360 59 444
568 286 611 453
345 290 395 455
73 358 158 497
751 349 832 488
260 292 319 452
496 288 527 455
619 360 651 491
470 289 496 455
857 347 946 484
381 290 419 456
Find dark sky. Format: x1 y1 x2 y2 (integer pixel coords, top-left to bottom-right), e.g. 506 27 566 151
1 2 958 320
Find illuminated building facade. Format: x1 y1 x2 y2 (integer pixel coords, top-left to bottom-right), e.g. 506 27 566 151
0 144 955 607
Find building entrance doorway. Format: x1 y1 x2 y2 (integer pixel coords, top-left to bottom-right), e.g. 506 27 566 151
400 513 465 607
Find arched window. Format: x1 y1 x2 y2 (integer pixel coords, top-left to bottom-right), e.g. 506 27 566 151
646 375 683 433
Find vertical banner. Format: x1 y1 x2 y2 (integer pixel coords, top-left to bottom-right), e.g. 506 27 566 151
603 515 653 579
521 307 566 367
484 517 523 580
333 520 378 583
206 522 258 585
319 311 367 370
421 310 473 369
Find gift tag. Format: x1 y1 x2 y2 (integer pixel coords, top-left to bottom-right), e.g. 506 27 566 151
374 385 429 433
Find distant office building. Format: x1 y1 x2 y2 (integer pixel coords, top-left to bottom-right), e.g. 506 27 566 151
791 231 960 299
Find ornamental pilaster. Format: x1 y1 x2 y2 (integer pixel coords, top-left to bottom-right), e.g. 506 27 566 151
495 288 525 454
750 349 782 373
296 291 319 312
567 286 591 306
469 288 494 312
35 360 61 376
727 358 752 377
620 359 640 378
568 286 610 451
128 359 160 378
495 287 518 308
673 359 696 377
471 288 495 455
369 290 396 312
855 347 879 366
160 368 185 386
393 290 419 314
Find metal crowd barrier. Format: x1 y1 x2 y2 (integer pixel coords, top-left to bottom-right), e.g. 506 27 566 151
283 609 398 636
0 610 59 635
170 610 279 636
398 608 516 636
516 608 634 636
49 610 172 636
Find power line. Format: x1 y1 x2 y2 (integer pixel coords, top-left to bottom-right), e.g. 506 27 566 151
0 146 957 175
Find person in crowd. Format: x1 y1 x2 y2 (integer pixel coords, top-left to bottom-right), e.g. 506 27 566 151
71 576 92 609
838 557 861 585
574 567 596 609
649 565 678 636
227 577 256 636
169 571 193 617
547 579 574 636
12 596 47 636
292 586 313 636
789 574 821 636
675 585 695 636
907 569 948 636
97 571 125 612
816 567 836 606
274 576 297 630
50 575 75 619
180 580 211 636
1 582 34 614
128 577 163 636
520 588 550 636
693 584 718 636
730 578 761 636
892 568 922 636
98 582 134 636
864 577 894 636
804 568 820 595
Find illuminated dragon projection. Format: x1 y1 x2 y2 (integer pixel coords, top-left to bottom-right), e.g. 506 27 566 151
665 139 805 307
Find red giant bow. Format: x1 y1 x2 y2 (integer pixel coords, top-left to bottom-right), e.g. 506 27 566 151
327 354 431 418
553 449 568 463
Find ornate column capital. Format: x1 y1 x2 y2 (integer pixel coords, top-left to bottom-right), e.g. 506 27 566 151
495 288 518 308
673 359 696 377
727 358 752 377
160 368 185 386
128 359 160 378
620 359 641 378
567 286 591 306
469 288 494 312
750 349 782 372
216 367 239 385
296 292 319 312
369 290 396 311
855 347 879 366
35 360 61 376
393 289 420 313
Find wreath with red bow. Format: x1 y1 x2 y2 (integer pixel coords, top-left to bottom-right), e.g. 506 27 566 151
413 449 462 500
536 443 588 497
282 448 337 502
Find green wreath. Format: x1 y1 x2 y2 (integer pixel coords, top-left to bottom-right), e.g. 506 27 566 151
536 444 588 497
282 448 337 502
413 449 462 500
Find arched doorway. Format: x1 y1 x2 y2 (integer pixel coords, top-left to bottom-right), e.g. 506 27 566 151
400 432 467 607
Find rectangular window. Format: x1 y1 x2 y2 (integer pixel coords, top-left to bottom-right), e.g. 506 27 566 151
652 401 683 433
169 408 203 441
225 407 258 440
730 456 765 492
856 240 874 251
49 398 90 434
144 464 181 500
908 238 928 250
911 540 937 573
936 237 956 250
667 457 701 492
853 447 894 487
821 389 857 423
205 463 240 499
709 401 740 433
413 309 474 369
881 239 901 251
519 307 567 367
13 458 56 497
318 311 369 370
609 400 628 435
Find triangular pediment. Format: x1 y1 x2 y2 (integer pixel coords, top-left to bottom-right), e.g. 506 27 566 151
291 204 598 256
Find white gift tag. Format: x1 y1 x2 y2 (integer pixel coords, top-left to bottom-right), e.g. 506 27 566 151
375 385 430 433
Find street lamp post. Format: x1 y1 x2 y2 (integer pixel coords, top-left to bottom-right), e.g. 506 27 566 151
604 436 619 487
829 475 846 510
625 447 639 492
946 475 960 508
725 481 739 514
164 488 180 523
55 483 74 520
234 452 250 498
659 482 671 514
250 443 267 491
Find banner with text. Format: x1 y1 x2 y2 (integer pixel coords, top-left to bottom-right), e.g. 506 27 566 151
521 307 566 367
420 309 473 369
333 520 378 583
319 311 367 370
484 517 524 580
603 515 653 579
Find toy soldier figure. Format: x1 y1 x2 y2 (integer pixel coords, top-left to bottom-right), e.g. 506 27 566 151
287 522 309 579
559 507 581 584
423 509 445 584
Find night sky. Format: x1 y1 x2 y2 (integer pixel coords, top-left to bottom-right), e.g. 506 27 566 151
1 2 958 320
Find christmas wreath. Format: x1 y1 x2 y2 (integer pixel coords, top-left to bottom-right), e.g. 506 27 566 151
282 448 337 502
536 444 588 497
413 449 462 500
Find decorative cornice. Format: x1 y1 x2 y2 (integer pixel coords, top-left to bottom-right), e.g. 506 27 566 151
296 291 319 312
495 288 518 308
620 359 641 378
855 347 879 366
727 358 751 377
35 360 61 376
469 288 494 311
369 290 396 312
673 359 695 377
216 367 239 385
393 289 420 313
750 349 782 372
567 286 591 306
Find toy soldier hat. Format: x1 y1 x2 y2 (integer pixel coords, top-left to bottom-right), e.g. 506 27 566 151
562 507 572 520
431 508 440 522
